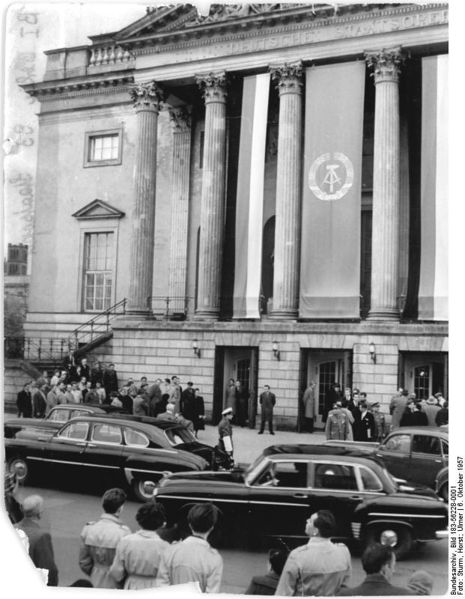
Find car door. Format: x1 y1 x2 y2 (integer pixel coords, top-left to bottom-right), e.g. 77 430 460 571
410 433 446 487
309 461 363 540
45 420 91 477
82 421 125 477
375 432 412 481
247 459 312 541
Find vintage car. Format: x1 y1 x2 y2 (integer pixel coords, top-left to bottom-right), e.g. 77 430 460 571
151 444 448 558
435 466 449 502
5 406 231 471
325 426 449 488
5 416 211 501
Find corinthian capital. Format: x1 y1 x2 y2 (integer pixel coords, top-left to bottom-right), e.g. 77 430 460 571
196 71 228 103
168 106 192 132
270 61 303 95
129 81 164 111
365 47 405 84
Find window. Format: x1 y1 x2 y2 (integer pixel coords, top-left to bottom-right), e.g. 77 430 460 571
254 461 308 488
49 409 70 422
412 435 441 455
83 232 113 311
91 423 122 445
383 434 411 453
59 422 89 440
414 365 430 400
442 440 449 456
314 463 357 490
124 428 149 447
84 130 122 167
359 466 383 491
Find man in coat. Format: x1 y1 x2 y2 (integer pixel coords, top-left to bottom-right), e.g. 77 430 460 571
258 384 276 435
337 543 412 596
16 382 32 417
218 407 234 462
354 399 376 441
16 494 59 586
390 389 409 430
301 381 316 433
103 363 119 398
325 402 352 440
79 488 131 588
180 381 196 422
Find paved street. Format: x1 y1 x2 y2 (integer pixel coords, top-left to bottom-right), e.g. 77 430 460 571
4 419 449 594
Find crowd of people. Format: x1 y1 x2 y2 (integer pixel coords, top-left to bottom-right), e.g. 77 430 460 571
321 383 448 442
5 480 435 594
15 354 206 437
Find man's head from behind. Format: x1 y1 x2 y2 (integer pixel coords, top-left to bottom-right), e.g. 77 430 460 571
22 494 44 519
305 510 336 538
269 548 288 576
187 502 219 535
362 543 396 581
102 488 127 515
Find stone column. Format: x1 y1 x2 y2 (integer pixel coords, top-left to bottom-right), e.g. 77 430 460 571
269 62 303 319
127 81 164 315
195 72 228 319
365 48 404 320
167 106 192 315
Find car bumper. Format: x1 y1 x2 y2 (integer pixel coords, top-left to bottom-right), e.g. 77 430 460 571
435 529 449 539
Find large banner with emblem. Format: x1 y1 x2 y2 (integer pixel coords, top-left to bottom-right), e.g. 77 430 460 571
299 62 365 318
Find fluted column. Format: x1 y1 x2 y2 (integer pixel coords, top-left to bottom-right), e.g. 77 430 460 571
365 48 404 320
127 81 164 315
270 62 303 319
195 72 228 319
167 106 192 314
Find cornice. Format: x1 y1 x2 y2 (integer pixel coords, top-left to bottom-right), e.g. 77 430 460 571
22 74 134 100
121 3 447 57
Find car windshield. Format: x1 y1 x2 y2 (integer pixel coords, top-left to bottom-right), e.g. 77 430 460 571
164 427 196 445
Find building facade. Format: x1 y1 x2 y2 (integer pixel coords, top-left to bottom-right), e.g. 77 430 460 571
22 3 448 428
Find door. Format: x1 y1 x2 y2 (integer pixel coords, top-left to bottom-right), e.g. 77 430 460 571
316 358 344 428
376 432 412 481
83 421 125 477
410 433 447 487
402 353 447 398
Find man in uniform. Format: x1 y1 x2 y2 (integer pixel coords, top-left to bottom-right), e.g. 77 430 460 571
218 406 234 464
79 488 131 588
325 402 352 440
258 384 276 435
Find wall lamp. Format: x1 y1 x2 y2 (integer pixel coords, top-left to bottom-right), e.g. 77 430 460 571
192 339 201 358
369 342 376 364
272 340 280 361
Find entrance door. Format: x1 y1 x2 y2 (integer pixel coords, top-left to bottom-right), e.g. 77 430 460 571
401 353 447 399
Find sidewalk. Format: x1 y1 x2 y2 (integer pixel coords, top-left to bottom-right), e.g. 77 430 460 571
198 424 326 466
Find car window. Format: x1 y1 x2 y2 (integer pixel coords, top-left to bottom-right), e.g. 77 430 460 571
412 435 441 455
49 409 69 423
91 423 122 445
253 461 308 488
314 463 357 490
124 428 149 448
70 409 88 418
442 440 448 456
164 427 196 444
383 434 411 453
359 466 383 491
58 421 89 440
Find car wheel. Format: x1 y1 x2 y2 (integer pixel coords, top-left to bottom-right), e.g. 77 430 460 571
439 483 448 502
364 525 413 560
132 479 158 502
9 457 29 485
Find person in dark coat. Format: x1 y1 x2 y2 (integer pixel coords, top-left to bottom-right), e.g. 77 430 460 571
244 548 288 595
103 363 119 398
400 400 429 427
180 382 196 421
324 383 342 423
337 543 412 596
354 399 376 441
435 400 448 426
16 382 32 417
16 494 59 586
91 361 105 386
146 381 163 417
193 388 205 437
258 385 276 435
32 383 47 418
79 357 91 382
235 380 249 427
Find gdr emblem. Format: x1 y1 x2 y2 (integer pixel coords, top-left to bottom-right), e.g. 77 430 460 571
308 152 354 201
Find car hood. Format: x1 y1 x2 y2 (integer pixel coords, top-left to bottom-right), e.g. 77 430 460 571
396 481 440 499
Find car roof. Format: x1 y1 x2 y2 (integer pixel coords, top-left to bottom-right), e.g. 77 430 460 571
388 426 448 438
266 452 380 468
262 444 385 467
65 415 161 434
94 413 187 431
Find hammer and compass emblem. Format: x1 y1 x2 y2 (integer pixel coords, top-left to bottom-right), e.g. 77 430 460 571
308 152 354 201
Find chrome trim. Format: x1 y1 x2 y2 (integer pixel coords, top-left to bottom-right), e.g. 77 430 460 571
250 500 308 507
435 529 449 539
368 512 445 519
27 456 119 469
157 494 248 504
123 467 168 485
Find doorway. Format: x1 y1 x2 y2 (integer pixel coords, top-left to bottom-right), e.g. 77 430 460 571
213 346 259 426
400 352 448 399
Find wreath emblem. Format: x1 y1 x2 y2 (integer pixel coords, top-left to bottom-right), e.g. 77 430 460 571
308 152 354 201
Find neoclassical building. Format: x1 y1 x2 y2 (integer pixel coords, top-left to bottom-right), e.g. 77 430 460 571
21 3 448 428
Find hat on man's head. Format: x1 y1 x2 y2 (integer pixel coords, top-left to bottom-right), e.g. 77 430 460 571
407 570 434 595
434 392 443 399
222 407 233 416
370 401 380 408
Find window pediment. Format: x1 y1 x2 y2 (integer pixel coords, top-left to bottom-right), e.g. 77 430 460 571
72 199 125 220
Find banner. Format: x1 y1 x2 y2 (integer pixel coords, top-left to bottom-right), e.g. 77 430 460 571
233 73 270 318
299 62 365 318
418 55 448 320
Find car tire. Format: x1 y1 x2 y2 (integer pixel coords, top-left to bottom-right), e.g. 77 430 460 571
132 479 158 502
364 524 413 560
9 457 29 485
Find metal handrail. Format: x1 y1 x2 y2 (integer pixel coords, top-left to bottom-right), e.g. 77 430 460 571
148 296 193 319
4 335 68 362
70 298 127 348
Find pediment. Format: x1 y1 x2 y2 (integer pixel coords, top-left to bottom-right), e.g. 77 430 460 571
72 199 125 220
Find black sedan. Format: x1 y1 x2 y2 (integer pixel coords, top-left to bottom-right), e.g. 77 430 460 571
151 444 448 558
5 416 211 501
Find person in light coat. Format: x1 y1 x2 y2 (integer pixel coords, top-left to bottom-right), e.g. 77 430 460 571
79 488 131 588
156 503 223 592
109 502 169 589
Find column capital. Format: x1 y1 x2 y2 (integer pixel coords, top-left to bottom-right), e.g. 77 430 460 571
365 47 405 84
168 106 192 132
270 61 303 95
129 80 164 112
196 71 228 103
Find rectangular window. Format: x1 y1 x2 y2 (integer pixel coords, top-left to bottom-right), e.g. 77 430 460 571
84 130 122 167
83 232 113 312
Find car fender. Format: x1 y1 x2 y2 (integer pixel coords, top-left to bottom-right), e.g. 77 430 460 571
364 518 414 531
123 449 207 484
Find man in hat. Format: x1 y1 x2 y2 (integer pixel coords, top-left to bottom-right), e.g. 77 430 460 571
218 407 234 463
423 396 440 426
